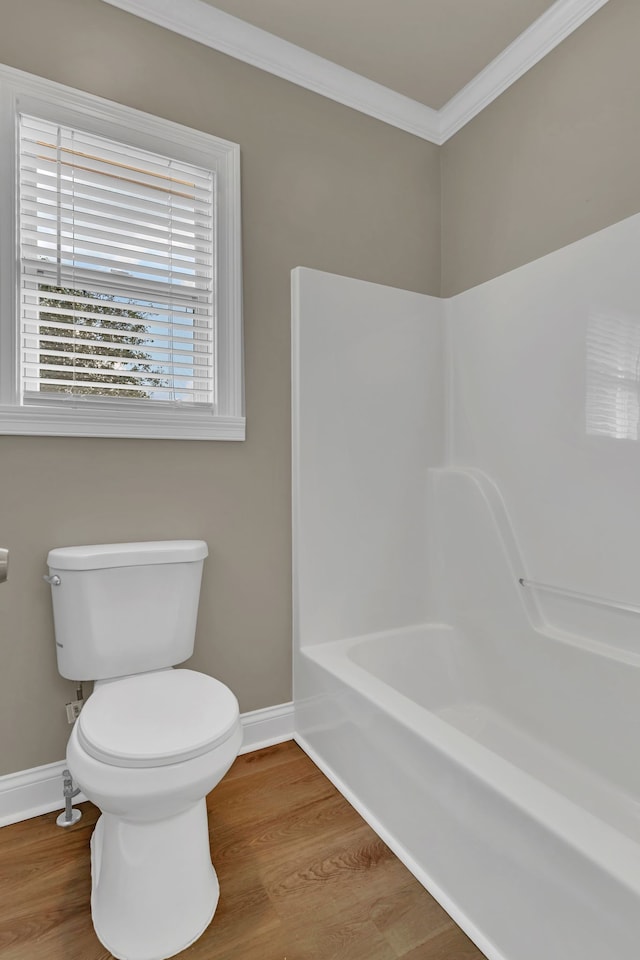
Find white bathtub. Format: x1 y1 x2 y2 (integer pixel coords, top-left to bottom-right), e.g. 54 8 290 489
295 623 640 960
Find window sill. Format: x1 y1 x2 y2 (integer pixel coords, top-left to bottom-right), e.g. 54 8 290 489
0 404 246 441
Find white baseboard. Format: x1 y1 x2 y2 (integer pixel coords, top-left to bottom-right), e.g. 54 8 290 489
0 761 88 828
238 701 294 754
0 701 294 828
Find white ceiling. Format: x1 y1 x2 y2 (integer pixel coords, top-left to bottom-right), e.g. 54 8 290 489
202 0 555 109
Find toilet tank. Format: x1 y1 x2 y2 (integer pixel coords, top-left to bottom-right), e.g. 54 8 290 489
46 541 208 681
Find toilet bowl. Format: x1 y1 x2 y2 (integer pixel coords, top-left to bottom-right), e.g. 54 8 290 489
67 670 241 960
46 541 242 960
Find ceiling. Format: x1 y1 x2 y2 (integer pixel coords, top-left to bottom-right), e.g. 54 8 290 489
201 0 555 109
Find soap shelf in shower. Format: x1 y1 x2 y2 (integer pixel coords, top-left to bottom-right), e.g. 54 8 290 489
518 578 640 617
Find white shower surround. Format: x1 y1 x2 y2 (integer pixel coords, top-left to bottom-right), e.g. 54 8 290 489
292 216 640 960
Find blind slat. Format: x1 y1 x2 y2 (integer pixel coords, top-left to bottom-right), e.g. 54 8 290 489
25 334 211 362
23 207 212 250
23 313 211 343
20 149 213 196
19 149 213 199
20 183 212 227
22 292 206 323
29 354 203 374
21 245 211 285
22 390 215 414
21 233 212 271
21 194 212 238
22 266 210 306
28 376 203 392
20 130 214 188
20 172 211 218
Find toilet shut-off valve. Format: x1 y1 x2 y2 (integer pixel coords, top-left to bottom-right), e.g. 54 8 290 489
56 769 82 827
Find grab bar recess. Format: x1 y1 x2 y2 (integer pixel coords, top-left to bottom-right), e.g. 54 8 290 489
518 577 640 617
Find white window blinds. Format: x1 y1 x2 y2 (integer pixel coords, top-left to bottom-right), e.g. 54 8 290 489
18 115 216 406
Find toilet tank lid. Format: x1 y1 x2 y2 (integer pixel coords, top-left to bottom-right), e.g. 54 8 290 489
47 540 208 570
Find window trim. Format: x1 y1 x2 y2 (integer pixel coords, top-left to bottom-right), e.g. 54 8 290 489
0 64 244 441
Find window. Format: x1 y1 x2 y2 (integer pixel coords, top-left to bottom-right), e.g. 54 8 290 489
0 65 243 440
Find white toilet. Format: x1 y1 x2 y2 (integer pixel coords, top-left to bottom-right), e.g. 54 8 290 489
46 540 242 960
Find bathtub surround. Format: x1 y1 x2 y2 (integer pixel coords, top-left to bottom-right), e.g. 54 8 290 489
293 227 640 958
447 214 640 654
292 270 445 648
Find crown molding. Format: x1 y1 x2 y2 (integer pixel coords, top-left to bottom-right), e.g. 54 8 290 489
100 0 611 145
438 0 611 141
100 0 441 142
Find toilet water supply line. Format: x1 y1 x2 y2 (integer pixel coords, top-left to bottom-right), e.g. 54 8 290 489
57 770 82 827
56 683 85 828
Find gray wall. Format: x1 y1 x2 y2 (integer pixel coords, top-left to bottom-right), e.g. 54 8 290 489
0 0 441 775
441 0 640 295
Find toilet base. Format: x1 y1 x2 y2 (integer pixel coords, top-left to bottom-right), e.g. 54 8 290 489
90 800 219 960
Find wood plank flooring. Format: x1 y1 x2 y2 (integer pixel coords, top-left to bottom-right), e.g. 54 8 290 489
0 741 487 960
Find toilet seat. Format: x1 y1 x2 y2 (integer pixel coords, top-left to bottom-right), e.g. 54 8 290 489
77 669 240 768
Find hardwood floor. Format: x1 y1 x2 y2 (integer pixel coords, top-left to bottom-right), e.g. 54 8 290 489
0 741 487 960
